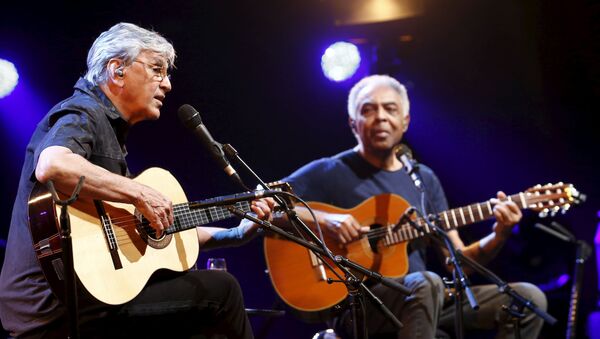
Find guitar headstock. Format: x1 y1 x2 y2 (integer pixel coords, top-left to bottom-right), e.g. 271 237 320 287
525 182 585 217
264 181 295 210
265 181 293 193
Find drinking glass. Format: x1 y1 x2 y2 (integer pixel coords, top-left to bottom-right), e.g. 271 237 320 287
206 257 227 271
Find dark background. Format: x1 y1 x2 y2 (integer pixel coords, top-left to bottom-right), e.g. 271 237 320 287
0 1 598 338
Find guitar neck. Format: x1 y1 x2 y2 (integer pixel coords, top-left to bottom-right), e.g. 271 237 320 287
165 201 251 234
435 192 527 231
382 192 529 245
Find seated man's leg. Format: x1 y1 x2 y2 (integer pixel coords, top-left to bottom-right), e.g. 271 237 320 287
113 269 253 338
336 271 444 338
439 282 547 339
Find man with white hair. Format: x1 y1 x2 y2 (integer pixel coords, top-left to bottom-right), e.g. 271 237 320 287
281 74 547 338
0 22 272 338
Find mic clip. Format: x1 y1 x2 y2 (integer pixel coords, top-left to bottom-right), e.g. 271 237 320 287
399 153 424 192
397 206 423 233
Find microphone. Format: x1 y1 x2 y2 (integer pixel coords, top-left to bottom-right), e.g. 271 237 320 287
396 143 423 192
192 189 281 208
178 104 245 188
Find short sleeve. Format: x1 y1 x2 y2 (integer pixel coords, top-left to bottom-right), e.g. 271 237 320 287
31 110 95 176
422 167 449 214
283 160 322 200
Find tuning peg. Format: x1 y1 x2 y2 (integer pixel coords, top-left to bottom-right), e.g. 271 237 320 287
550 206 561 217
561 204 571 214
539 208 549 218
570 187 587 205
534 184 542 189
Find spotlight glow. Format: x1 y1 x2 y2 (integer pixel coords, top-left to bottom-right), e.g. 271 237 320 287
321 42 361 82
0 59 19 98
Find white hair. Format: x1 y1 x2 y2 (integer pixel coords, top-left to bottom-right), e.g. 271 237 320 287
84 22 176 85
347 74 410 119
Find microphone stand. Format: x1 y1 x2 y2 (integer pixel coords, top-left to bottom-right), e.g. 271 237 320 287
404 208 478 339
406 209 557 339
452 249 557 338
222 144 408 338
225 206 406 338
399 147 554 337
46 177 86 339
535 222 590 338
399 151 477 339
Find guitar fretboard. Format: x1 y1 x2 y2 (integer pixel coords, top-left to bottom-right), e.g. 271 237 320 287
165 201 252 234
380 192 529 246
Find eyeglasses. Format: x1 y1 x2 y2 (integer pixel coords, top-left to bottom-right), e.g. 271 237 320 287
133 59 171 82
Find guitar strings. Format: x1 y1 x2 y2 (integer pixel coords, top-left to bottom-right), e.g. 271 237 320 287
103 201 250 226
107 222 423 245
106 213 421 244
363 224 418 242
102 211 440 245
96 207 241 244
362 203 501 243
100 204 192 224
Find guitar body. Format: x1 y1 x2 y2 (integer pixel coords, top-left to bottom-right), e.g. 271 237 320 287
28 167 199 305
263 193 411 312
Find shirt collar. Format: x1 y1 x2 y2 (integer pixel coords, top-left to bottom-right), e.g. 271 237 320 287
73 77 124 121
73 77 130 148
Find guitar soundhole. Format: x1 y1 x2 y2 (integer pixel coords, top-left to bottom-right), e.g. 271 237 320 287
368 223 384 253
134 211 171 249
143 223 162 240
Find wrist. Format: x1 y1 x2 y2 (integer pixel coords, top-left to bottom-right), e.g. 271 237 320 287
477 231 507 262
493 224 513 241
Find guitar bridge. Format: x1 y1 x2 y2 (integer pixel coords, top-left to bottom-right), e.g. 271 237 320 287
309 250 328 281
95 200 123 270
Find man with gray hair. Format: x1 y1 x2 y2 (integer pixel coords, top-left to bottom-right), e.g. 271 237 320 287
0 22 272 338
280 74 547 338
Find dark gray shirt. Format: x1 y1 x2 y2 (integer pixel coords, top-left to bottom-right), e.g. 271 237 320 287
0 78 129 337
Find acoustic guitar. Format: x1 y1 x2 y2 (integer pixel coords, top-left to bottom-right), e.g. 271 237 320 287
28 167 285 305
263 183 582 313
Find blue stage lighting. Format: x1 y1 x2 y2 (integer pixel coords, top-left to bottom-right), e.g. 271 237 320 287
0 59 19 98
321 41 361 82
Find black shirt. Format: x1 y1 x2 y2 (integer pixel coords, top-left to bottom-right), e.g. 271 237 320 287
0 78 129 336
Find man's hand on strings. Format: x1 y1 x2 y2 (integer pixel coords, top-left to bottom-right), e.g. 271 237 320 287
491 191 522 239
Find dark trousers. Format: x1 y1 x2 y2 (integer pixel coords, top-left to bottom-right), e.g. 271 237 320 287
19 269 253 339
334 273 547 339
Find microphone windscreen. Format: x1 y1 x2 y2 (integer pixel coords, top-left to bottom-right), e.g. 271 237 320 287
395 143 413 160
177 104 202 129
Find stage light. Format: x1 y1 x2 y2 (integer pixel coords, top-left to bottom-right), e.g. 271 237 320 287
0 59 19 99
330 0 424 26
321 41 361 82
538 273 570 292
